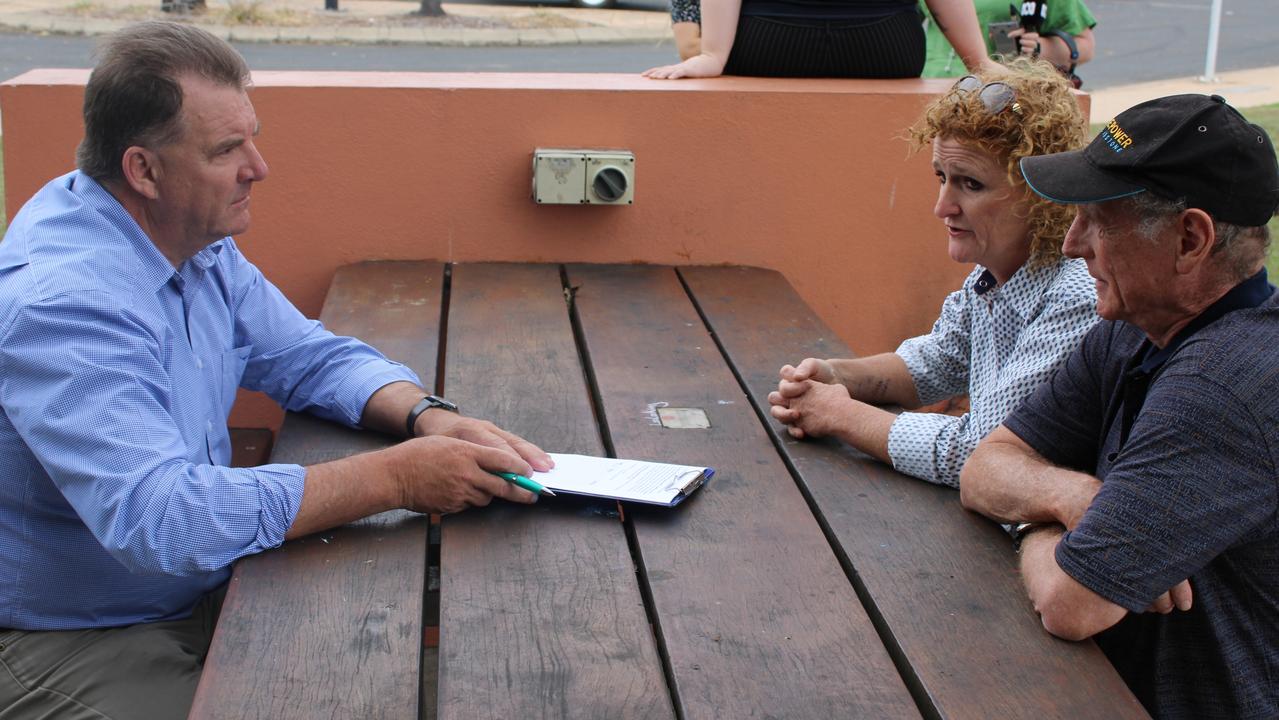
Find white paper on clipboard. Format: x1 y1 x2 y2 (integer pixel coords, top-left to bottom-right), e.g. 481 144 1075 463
533 453 714 506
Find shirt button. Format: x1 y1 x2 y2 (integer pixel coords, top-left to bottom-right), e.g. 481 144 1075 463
206 421 214 433
195 359 204 370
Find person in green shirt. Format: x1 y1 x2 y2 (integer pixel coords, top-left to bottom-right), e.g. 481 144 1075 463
922 0 1096 79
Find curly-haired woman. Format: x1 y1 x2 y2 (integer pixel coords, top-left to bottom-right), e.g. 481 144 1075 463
769 59 1098 489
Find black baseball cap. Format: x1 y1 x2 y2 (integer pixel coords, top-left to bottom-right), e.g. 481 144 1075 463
1020 94 1279 226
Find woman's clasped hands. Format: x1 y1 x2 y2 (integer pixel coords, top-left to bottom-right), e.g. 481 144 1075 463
768 358 852 439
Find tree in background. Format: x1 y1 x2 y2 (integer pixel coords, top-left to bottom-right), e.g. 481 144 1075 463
162 0 206 12
416 0 445 17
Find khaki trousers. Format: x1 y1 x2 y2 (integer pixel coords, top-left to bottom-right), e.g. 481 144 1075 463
0 588 224 720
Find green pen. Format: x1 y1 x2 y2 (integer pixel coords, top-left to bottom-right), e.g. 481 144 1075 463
493 471 556 497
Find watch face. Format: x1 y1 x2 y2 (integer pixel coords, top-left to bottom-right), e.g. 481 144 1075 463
427 395 459 412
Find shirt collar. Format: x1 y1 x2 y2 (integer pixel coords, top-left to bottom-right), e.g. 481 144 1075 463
71 171 226 290
970 260 1061 321
189 241 226 272
1137 267 1275 374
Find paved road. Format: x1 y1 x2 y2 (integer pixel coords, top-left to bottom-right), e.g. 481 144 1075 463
0 0 1274 88
1089 0 1274 85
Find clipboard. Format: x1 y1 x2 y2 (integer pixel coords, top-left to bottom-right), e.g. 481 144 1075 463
533 453 714 507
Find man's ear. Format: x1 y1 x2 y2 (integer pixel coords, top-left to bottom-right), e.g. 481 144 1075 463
120 145 161 201
1173 208 1216 274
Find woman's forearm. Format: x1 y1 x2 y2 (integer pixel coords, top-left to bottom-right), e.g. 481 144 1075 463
698 0 743 68
925 0 990 71
829 353 923 409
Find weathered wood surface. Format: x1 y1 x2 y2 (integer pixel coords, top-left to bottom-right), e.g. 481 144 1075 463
195 261 1151 720
566 264 919 719
437 263 674 720
680 265 1150 720
228 427 273 468
191 262 445 720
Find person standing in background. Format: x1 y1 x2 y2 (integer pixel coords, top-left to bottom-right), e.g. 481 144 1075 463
921 0 1095 80
645 0 993 79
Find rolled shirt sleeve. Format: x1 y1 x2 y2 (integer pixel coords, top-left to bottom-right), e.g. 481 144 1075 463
1 292 307 577
0 173 421 628
888 260 1097 486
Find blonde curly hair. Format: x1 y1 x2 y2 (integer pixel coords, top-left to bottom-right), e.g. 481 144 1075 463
909 57 1089 269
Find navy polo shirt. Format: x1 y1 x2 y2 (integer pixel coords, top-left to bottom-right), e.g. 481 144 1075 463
1005 269 1279 719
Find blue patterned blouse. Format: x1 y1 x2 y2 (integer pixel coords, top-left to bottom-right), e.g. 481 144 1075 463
889 258 1097 487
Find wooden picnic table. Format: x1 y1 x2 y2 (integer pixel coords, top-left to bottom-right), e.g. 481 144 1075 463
189 261 1149 720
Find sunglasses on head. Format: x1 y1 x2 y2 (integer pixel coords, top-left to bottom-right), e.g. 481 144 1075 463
952 75 1022 115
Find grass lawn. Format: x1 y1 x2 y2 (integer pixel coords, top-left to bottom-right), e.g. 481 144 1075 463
1246 105 1279 276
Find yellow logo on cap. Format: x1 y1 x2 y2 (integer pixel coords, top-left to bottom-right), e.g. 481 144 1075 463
1101 119 1135 153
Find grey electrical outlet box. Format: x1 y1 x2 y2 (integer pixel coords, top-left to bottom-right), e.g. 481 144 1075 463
532 149 634 205
532 150 588 204
585 151 635 205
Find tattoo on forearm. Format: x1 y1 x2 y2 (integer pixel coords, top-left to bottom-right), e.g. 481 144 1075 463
856 377 891 402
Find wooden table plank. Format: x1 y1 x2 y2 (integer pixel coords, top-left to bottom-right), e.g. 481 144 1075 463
229 427 273 468
565 264 919 720
437 263 675 720
680 265 1150 719
191 261 445 720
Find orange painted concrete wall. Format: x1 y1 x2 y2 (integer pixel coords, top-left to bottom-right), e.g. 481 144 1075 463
3 71 1064 430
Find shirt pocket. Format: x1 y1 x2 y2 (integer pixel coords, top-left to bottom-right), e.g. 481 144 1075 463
207 346 252 465
220 345 253 414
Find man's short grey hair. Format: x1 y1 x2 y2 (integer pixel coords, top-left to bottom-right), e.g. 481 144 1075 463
1122 192 1272 279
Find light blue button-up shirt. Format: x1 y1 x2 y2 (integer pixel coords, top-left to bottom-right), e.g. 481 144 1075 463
0 171 420 630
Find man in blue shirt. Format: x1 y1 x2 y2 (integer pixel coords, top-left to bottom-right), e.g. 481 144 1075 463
960 95 1279 718
0 21 551 718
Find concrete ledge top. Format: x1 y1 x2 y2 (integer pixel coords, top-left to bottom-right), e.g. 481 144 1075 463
3 67 964 96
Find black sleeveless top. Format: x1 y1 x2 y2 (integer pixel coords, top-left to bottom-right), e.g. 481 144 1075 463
739 0 917 21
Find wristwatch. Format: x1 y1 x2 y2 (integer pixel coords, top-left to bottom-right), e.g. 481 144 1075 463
405 394 459 436
1009 521 1047 549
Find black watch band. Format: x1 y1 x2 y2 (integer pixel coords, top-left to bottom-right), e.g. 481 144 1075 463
406 394 459 436
1009 521 1048 550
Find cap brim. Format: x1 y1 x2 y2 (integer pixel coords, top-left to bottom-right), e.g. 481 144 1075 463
1020 151 1147 205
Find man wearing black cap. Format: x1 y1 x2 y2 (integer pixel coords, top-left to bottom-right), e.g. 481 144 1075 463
958 93 1279 719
